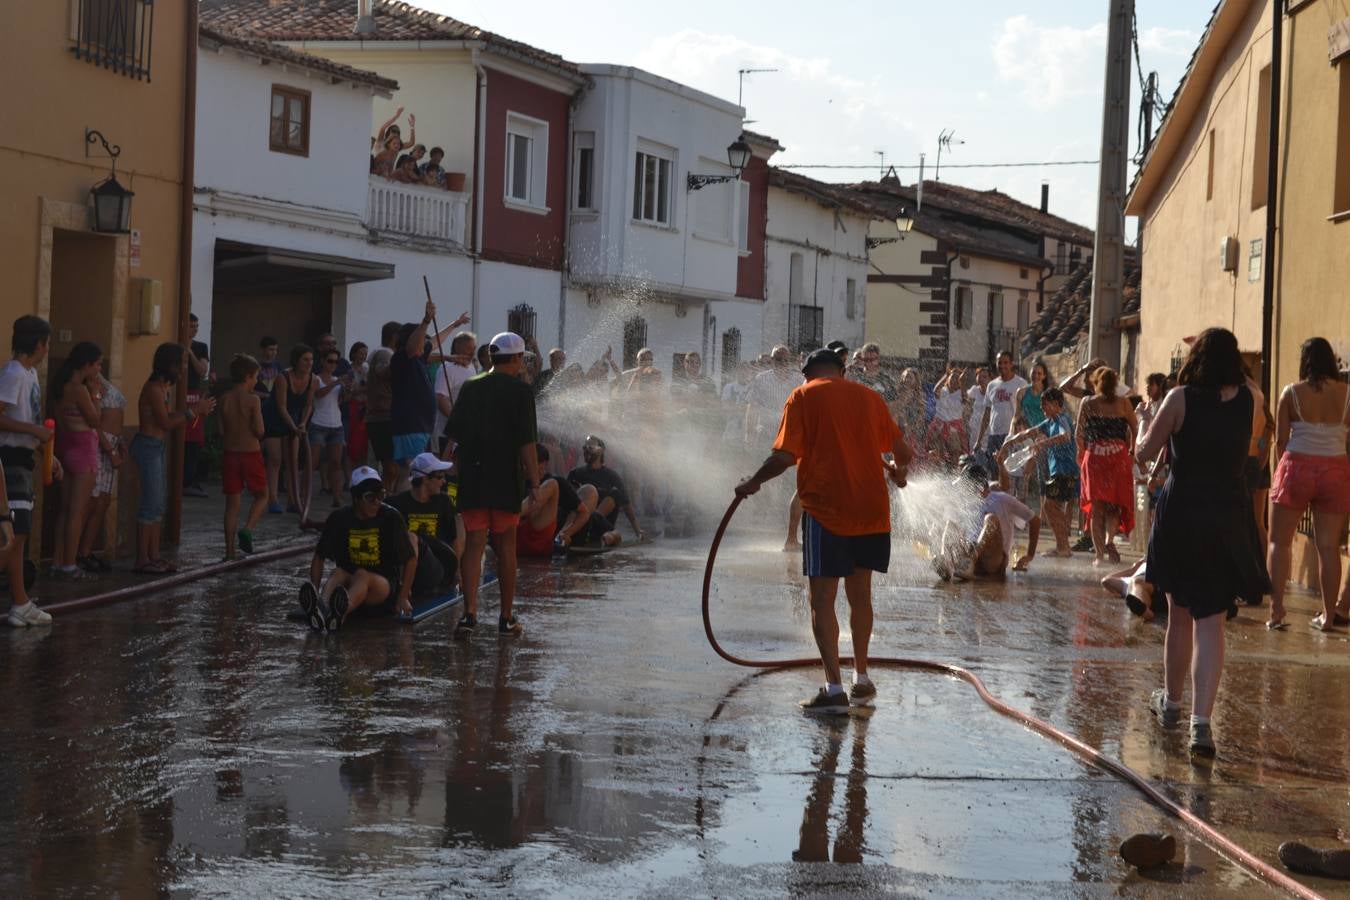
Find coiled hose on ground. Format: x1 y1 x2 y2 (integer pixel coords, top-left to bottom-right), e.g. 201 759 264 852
701 496 1322 900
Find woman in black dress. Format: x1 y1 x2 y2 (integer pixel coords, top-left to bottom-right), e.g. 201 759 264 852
1135 328 1269 758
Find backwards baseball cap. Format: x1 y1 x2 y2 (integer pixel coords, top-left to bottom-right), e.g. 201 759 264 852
826 340 848 354
802 347 846 375
583 434 606 450
488 332 526 356
350 465 383 496
409 452 452 479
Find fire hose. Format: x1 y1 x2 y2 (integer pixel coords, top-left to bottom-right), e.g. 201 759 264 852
701 495 1322 900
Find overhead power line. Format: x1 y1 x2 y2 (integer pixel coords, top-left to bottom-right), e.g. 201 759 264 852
777 159 1101 171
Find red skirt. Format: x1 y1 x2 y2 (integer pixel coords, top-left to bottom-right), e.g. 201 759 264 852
925 417 968 463
347 400 368 464
1079 440 1134 535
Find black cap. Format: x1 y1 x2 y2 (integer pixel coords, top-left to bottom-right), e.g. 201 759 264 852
583 434 605 450
802 348 846 375
826 340 848 354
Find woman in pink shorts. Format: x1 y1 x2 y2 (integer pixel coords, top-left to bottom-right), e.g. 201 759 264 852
1267 337 1350 630
50 342 108 581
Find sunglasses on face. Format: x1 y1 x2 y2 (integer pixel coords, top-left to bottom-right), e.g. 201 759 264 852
357 490 385 502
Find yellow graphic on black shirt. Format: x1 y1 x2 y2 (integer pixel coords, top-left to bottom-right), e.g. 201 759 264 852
348 528 382 567
406 512 439 538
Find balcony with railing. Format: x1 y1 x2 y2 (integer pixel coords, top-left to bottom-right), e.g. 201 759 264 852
367 176 469 247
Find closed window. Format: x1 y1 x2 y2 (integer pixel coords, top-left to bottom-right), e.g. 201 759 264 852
955 286 972 330
792 306 823 353
789 252 804 305
845 278 857 320
633 148 673 225
623 316 648 369
573 131 595 211
1251 65 1272 210
506 112 549 210
70 0 155 81
1017 295 1030 332
693 156 734 242
989 292 1004 329
1336 62 1350 215
722 328 742 371
270 85 310 156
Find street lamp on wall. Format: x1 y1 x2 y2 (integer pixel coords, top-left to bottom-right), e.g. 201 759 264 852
687 135 754 191
866 207 915 249
85 129 134 234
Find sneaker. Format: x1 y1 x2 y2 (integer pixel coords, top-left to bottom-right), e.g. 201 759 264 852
849 680 878 707
498 614 523 637
184 484 209 498
7 601 52 628
267 502 284 515
237 528 254 554
799 688 850 716
49 565 91 581
1189 721 1216 757
1119 832 1177 869
1148 689 1180 729
298 581 323 632
1278 841 1350 879
455 613 477 637
327 586 350 632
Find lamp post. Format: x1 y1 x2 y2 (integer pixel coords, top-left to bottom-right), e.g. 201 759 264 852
85 129 134 233
866 208 915 249
687 135 754 191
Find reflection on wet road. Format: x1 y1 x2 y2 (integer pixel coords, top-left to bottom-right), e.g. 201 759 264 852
2 528 1348 896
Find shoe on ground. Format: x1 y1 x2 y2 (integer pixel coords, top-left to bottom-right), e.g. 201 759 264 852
1072 533 1094 552
799 687 850 716
267 502 284 515
498 614 523 637
849 680 877 707
49 565 92 581
237 528 254 554
8 601 52 628
1189 721 1216 757
298 581 323 632
184 484 209 498
76 555 104 574
1278 841 1350 879
455 613 477 636
1119 832 1177 870
327 586 350 631
1148 689 1180 729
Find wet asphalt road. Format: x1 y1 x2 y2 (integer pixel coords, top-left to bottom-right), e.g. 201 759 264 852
3 513 1350 897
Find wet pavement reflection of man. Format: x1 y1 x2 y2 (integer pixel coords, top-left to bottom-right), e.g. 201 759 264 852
793 716 870 865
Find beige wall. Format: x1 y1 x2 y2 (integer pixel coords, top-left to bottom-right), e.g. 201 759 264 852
1272 0 1350 393
0 0 188 422
1133 0 1274 379
863 225 934 360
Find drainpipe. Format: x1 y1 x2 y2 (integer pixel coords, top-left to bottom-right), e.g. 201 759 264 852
559 87 582 349
471 57 487 332
168 0 199 546
944 249 959 368
1259 2 1282 398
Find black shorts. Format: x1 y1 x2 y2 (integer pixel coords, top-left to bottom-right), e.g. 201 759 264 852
1042 476 1080 504
394 535 446 602
367 420 394 464
1245 455 1272 491
0 448 36 536
801 511 889 578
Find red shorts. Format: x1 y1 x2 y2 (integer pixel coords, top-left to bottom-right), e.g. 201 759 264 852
516 516 554 557
461 507 520 535
222 450 266 496
1271 452 1350 514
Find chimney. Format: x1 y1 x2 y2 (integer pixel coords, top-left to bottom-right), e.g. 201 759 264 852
354 0 376 35
1040 182 1050 214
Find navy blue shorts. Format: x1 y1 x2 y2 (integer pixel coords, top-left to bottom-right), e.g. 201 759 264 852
801 511 890 578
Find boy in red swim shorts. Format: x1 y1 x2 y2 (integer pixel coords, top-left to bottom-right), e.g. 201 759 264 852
219 354 269 559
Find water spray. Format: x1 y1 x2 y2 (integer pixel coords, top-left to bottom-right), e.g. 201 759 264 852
700 495 1324 900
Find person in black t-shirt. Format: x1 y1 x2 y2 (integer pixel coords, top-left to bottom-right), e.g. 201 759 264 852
300 466 437 631
388 452 462 590
517 443 609 556
567 435 643 544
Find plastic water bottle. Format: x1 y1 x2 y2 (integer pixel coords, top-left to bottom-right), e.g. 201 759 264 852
1003 442 1036 476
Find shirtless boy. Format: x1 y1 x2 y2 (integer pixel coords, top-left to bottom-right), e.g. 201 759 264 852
219 354 268 559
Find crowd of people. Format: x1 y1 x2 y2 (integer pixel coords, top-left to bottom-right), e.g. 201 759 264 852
369 107 461 191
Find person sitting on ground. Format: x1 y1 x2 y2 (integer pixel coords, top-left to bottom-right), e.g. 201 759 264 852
219 354 269 560
936 447 1040 581
300 466 438 631
567 435 643 544
388 452 463 593
1001 387 1078 559
517 443 608 556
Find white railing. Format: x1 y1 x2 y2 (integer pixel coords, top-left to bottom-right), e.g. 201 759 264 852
367 176 469 246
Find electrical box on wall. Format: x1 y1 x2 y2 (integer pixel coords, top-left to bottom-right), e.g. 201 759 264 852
1220 236 1239 272
131 277 162 335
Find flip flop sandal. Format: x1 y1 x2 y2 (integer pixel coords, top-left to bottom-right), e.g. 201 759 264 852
1266 619 1288 631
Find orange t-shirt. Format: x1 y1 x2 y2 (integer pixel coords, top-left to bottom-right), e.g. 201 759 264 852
772 376 904 536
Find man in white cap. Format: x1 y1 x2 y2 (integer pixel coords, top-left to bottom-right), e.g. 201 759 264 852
388 451 464 590
299 465 439 630
445 331 540 637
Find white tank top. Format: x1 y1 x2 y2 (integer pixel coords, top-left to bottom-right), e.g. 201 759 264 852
311 375 343 428
1286 383 1350 456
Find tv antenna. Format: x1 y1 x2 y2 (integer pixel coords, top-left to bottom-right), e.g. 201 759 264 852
935 129 964 181
737 67 778 108
875 149 886 179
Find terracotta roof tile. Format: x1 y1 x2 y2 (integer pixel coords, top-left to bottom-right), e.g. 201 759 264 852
199 0 581 80
768 168 882 216
199 23 399 92
1021 251 1142 357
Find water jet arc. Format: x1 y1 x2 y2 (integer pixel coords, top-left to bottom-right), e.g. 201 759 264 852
701 496 1322 900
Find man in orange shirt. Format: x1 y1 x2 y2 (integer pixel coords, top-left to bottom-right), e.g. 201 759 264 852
736 348 912 714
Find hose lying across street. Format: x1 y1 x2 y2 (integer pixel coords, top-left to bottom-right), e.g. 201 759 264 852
700 496 1323 900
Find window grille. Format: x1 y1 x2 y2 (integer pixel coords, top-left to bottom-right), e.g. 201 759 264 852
507 304 536 342
623 316 647 369
722 327 742 371
72 0 155 82
792 306 823 353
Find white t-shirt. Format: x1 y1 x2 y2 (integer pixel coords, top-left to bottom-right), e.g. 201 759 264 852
0 360 42 450
433 361 476 437
935 387 964 422
973 490 1034 554
984 376 1028 436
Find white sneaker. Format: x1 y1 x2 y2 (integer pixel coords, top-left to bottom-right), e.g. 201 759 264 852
8 601 52 627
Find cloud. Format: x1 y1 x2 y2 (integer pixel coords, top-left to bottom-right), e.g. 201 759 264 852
1138 26 1199 57
992 15 1106 110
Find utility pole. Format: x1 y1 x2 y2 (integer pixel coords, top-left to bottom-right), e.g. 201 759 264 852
1088 0 1133 370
